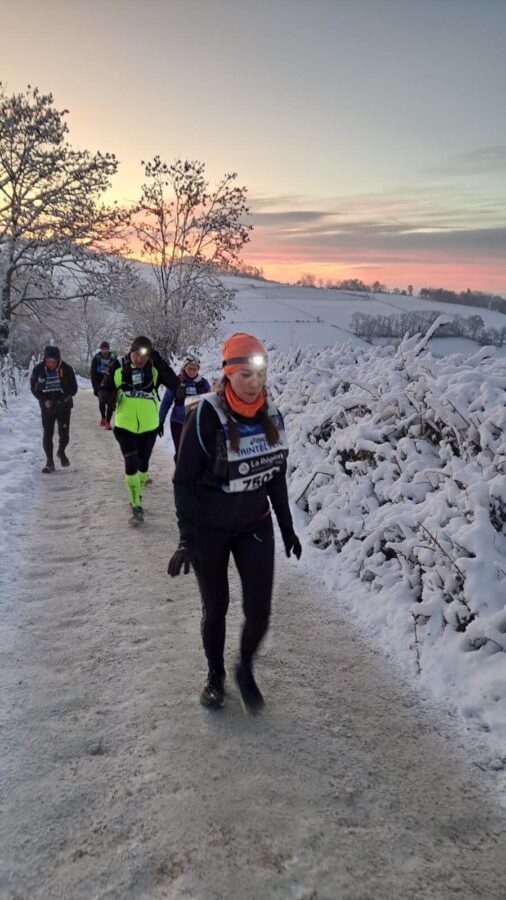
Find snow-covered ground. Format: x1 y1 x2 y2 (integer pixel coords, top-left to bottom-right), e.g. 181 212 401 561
0 389 41 602
2 389 506 899
1 279 506 895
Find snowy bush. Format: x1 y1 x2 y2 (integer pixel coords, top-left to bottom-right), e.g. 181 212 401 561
269 322 506 748
0 354 32 411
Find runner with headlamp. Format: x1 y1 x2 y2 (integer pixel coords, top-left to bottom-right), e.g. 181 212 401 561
168 332 302 712
100 336 179 523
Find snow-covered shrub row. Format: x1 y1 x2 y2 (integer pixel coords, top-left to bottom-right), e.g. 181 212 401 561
0 354 31 411
268 322 506 745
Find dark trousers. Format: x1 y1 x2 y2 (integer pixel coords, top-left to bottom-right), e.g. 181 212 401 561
170 420 184 460
113 427 158 475
41 404 71 463
98 389 115 423
194 516 275 673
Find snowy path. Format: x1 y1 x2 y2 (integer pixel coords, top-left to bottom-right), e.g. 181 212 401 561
1 390 506 900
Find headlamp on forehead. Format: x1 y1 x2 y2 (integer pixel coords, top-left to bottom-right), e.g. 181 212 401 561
222 354 267 368
137 346 149 356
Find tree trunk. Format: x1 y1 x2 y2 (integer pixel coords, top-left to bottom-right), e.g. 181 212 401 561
0 283 12 357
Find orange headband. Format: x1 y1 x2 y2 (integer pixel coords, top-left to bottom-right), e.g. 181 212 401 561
222 332 267 375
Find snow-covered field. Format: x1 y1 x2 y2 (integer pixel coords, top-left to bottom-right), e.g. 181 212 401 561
219 274 506 356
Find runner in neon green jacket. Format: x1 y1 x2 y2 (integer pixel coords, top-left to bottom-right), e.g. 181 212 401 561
100 335 179 524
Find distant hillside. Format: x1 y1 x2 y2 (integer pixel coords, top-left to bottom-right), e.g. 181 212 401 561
217 275 506 356
110 262 506 358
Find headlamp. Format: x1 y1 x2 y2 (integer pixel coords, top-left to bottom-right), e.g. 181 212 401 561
222 354 268 368
138 347 149 356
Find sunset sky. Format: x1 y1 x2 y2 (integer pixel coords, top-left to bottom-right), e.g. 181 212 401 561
2 0 506 293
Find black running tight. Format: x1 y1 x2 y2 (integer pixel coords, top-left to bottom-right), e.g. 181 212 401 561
193 516 275 672
113 426 158 475
41 404 71 462
170 420 184 461
98 389 115 423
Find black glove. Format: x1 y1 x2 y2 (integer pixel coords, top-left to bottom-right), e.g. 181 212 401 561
168 542 192 576
281 529 302 559
157 423 164 437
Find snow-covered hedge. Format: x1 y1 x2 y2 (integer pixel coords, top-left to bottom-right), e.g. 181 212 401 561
0 354 32 411
269 320 506 754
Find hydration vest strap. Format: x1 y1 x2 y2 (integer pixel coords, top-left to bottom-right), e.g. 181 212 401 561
196 398 211 457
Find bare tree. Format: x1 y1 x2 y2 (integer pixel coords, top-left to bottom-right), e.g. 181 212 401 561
116 271 233 356
0 83 127 356
55 296 121 373
465 314 485 341
8 252 135 367
297 272 317 287
129 156 251 356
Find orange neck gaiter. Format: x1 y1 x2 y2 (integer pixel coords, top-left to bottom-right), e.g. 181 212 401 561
225 381 264 418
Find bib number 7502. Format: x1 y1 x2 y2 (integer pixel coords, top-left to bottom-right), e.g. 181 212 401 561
241 468 279 489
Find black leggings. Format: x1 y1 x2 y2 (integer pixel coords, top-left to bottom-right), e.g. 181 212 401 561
41 404 71 463
170 420 184 460
193 516 275 672
98 389 115 423
113 427 158 475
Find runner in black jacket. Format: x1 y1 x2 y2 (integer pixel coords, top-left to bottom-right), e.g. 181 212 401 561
30 345 78 473
90 340 117 428
168 332 301 712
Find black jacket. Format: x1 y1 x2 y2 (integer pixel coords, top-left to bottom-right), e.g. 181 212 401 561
30 360 78 409
173 398 295 545
90 351 116 393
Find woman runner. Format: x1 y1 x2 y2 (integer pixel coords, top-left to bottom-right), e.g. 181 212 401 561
158 354 211 461
168 332 301 712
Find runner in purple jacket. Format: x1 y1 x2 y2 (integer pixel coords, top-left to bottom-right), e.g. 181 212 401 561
158 354 211 460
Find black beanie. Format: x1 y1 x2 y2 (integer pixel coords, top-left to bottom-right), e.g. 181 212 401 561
99 340 110 350
130 336 152 353
44 345 60 360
